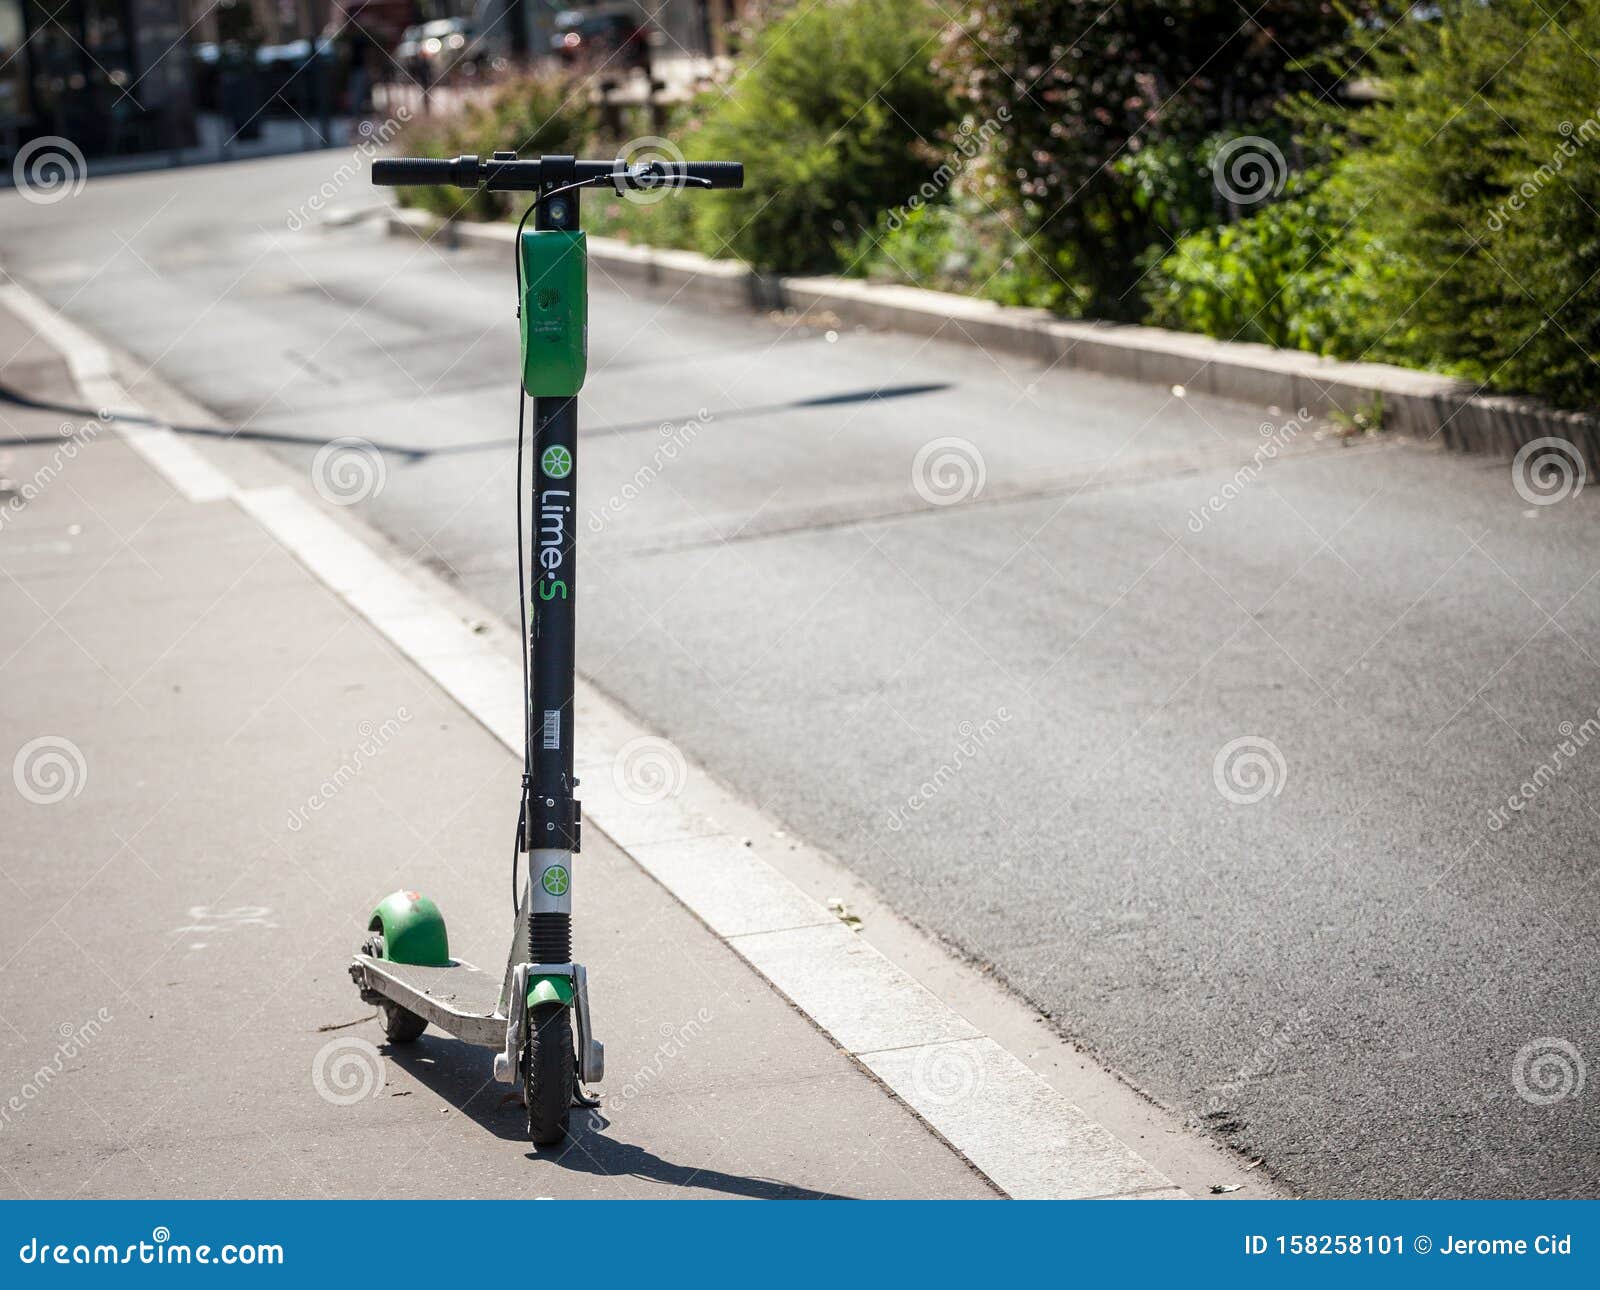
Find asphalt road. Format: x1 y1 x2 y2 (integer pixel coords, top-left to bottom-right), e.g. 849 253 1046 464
4 150 1597 1199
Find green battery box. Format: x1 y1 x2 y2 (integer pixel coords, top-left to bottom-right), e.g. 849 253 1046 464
519 229 587 397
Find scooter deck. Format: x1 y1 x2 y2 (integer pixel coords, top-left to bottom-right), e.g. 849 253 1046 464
352 955 504 1049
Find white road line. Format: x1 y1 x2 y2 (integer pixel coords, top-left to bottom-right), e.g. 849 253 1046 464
0 282 233 503
7 276 1185 1201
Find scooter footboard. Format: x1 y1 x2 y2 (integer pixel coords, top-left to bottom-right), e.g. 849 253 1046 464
350 955 504 1048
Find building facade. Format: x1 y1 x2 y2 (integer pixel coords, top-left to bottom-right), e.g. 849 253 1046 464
1 0 197 160
0 0 752 166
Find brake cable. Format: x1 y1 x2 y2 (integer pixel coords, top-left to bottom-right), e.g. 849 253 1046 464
511 197 536 914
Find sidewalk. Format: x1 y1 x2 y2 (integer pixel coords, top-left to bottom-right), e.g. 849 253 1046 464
0 297 996 1198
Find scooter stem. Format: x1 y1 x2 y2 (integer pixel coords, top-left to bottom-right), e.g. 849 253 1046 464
522 170 583 966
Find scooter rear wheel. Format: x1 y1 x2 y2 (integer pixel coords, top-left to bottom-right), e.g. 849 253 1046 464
523 1003 575 1146
361 933 428 1043
379 1001 427 1044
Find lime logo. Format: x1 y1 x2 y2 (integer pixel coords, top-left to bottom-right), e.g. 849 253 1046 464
541 445 572 479
541 865 570 896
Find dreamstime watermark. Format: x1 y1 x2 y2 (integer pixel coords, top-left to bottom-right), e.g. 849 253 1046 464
886 708 1012 832
1512 1037 1585 1106
586 410 710 532
578 1008 713 1131
312 436 387 505
1212 135 1288 207
1485 706 1599 832
0 1009 113 1132
311 1036 385 1105
12 136 87 205
1511 436 1585 506
615 135 688 207
0 416 109 531
18 1228 284 1267
286 709 413 832
910 1043 986 1108
912 436 986 506
1185 408 1311 533
1486 113 1600 232
1203 1007 1313 1119
882 108 1011 233
12 735 88 805
1212 736 1287 805
286 108 412 230
612 735 688 805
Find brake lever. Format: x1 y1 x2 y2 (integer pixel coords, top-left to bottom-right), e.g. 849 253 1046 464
611 164 713 194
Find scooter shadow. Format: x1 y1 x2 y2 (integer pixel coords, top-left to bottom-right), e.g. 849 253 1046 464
544 1109 853 1199
385 1037 853 1200
383 1036 527 1140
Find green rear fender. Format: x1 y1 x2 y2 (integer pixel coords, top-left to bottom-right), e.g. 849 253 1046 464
368 890 450 966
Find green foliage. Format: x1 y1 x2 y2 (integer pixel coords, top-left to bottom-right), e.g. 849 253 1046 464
941 1 1365 319
844 195 1075 309
580 100 703 248
580 190 701 250
691 0 957 272
1329 394 1384 437
1331 0 1600 406
392 74 598 222
1144 169 1391 355
381 0 1600 411
1116 132 1249 244
1125 0 1600 408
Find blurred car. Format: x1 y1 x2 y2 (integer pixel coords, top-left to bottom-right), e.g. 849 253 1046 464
550 8 651 71
396 18 479 83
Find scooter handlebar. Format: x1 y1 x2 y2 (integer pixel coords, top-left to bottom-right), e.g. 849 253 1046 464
371 156 478 188
371 155 744 192
652 161 744 190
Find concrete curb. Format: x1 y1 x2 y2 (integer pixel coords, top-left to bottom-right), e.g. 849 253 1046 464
387 206 1600 471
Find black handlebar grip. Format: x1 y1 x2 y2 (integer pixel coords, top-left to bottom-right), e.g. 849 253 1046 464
372 156 478 188
639 161 744 190
683 161 744 190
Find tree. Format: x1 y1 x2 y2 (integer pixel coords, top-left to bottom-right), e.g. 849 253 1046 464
941 1 1360 318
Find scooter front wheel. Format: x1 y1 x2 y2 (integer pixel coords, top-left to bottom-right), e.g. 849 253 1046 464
523 1003 575 1146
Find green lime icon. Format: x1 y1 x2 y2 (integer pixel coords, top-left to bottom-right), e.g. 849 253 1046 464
541 445 572 479
541 865 570 896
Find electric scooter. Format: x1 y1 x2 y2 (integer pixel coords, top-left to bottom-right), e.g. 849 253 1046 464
347 150 743 1145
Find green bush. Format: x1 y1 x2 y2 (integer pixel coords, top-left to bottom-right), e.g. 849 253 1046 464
1132 1 1600 408
391 74 597 222
1331 0 1600 406
579 189 701 250
845 193 1073 308
690 0 957 272
386 111 484 222
381 2 1600 412
1144 169 1391 356
941 1 1367 319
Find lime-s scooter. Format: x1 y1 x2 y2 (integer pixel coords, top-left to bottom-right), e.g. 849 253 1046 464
347 150 743 1145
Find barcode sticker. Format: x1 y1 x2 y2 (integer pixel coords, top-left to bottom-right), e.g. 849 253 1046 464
542 710 560 750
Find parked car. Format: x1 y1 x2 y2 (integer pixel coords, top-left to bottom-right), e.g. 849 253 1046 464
550 8 651 72
396 18 480 84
